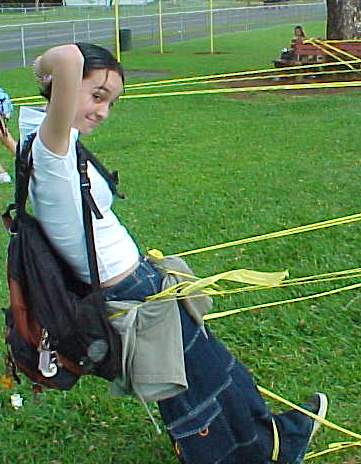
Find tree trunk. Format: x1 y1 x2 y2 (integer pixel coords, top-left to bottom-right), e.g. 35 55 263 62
327 0 361 39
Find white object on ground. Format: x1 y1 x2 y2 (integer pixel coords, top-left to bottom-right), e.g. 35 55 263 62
0 172 11 183
10 394 24 410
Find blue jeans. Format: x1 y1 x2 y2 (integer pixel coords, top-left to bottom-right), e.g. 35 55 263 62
103 257 313 464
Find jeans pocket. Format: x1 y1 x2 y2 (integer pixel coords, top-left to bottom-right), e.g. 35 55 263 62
169 399 238 464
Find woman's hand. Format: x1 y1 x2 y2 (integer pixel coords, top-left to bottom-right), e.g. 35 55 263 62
33 55 52 93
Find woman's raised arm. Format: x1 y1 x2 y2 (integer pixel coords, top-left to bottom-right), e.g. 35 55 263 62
35 44 84 156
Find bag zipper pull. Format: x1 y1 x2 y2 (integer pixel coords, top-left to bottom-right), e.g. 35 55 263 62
38 329 58 378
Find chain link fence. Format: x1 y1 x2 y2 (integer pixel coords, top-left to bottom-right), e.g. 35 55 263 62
0 1 325 70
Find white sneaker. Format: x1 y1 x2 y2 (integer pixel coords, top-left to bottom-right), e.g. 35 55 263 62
305 392 328 441
0 172 11 183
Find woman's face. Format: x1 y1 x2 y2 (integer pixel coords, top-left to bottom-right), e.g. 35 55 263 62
73 68 123 134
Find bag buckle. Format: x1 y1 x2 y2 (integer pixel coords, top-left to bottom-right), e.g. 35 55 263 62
37 329 58 378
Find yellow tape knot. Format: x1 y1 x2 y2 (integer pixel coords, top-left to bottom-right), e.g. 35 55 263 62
147 248 164 261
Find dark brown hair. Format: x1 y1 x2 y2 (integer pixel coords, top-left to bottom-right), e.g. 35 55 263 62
294 25 305 38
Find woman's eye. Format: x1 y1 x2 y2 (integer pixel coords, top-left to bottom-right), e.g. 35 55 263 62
93 94 102 102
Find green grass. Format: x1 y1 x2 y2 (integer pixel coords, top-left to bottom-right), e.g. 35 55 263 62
1 23 361 464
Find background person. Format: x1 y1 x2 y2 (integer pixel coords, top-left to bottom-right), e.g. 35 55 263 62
0 115 15 182
293 25 306 44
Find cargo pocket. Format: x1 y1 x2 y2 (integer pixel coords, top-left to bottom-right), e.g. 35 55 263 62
169 399 238 464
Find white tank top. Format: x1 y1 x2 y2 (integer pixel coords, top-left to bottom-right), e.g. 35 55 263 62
19 106 140 284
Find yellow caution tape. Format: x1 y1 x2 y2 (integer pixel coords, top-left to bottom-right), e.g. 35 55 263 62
172 212 361 258
125 59 361 89
307 39 357 71
204 281 361 321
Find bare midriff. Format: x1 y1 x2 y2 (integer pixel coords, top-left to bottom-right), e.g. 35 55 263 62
101 260 140 288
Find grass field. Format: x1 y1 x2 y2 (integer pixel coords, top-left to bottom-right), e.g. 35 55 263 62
1 22 361 464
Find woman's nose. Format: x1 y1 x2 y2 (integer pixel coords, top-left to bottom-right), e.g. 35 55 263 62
97 103 109 120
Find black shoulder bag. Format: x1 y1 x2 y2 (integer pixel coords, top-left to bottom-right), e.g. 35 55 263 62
3 135 122 391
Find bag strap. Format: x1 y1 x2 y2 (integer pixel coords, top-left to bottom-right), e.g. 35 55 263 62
3 133 37 234
76 141 125 199
15 133 36 216
76 140 142 258
76 145 102 289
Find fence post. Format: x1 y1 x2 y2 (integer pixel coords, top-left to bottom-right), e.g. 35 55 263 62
180 13 184 41
210 0 214 54
21 26 26 68
159 0 164 54
87 15 91 41
72 22 76 43
114 0 121 63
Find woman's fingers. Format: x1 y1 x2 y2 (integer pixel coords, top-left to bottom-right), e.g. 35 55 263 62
33 56 52 88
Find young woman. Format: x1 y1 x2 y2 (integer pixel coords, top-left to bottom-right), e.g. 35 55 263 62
293 25 306 43
14 43 327 464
